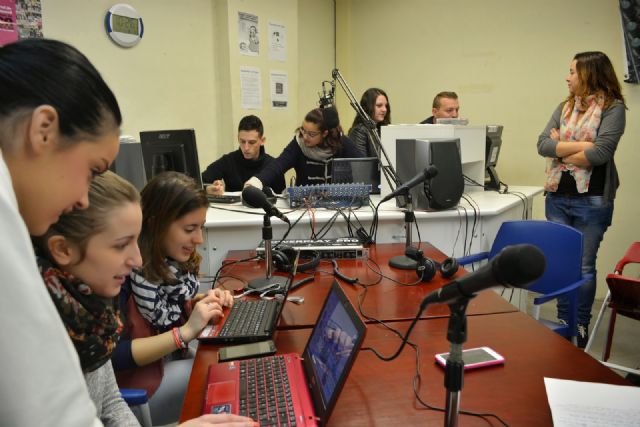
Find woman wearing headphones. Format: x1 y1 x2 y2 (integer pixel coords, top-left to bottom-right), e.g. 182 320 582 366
245 107 363 190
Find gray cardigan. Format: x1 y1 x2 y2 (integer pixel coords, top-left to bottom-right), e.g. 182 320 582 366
85 361 140 427
537 100 626 201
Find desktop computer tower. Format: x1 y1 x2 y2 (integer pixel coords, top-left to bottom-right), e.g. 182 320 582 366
396 138 463 210
110 141 147 191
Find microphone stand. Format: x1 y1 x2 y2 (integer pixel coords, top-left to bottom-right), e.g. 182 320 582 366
247 214 289 290
388 192 418 270
443 299 470 427
331 69 399 192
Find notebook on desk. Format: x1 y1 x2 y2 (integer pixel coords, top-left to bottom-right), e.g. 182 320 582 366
203 280 367 426
198 252 299 345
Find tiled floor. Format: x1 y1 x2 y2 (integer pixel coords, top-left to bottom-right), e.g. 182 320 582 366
537 297 640 381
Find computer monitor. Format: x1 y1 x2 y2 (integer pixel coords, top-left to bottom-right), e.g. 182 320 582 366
139 129 202 187
110 140 147 191
485 125 503 191
330 157 381 194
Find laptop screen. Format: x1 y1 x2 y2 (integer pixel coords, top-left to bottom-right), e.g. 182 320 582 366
330 157 381 194
302 281 366 421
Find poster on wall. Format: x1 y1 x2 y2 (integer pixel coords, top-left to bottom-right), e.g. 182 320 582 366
0 0 18 45
270 70 288 109
240 66 262 109
238 11 259 56
268 21 286 62
16 0 41 39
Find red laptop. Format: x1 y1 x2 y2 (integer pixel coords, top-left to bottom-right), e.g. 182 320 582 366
203 280 366 426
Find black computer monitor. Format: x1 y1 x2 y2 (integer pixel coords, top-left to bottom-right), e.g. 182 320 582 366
330 157 381 194
485 125 503 191
139 129 202 187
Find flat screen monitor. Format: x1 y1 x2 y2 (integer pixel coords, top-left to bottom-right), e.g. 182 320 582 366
139 129 202 187
110 140 147 191
330 157 381 194
485 125 503 190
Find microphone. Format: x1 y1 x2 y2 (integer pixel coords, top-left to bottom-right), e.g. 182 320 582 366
242 186 290 224
422 244 546 305
318 80 335 109
380 165 438 203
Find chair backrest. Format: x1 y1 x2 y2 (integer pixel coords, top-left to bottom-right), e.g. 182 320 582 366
489 220 583 294
606 274 640 320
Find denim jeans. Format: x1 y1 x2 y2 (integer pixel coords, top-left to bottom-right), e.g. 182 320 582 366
545 193 614 326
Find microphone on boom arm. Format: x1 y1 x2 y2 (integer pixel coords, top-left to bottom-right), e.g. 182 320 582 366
242 186 290 224
318 80 335 109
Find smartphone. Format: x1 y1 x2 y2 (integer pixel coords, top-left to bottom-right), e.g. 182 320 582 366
218 340 276 362
434 346 505 370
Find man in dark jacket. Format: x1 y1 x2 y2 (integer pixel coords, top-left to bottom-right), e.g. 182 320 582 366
202 115 285 195
420 91 460 124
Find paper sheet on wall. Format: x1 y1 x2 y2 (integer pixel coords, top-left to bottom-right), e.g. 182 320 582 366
238 11 259 56
268 21 286 62
240 66 262 110
544 377 640 427
270 71 288 109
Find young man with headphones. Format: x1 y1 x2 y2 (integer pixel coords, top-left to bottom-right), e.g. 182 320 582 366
244 106 363 190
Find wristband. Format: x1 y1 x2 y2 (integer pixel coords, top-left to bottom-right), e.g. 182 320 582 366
172 327 187 349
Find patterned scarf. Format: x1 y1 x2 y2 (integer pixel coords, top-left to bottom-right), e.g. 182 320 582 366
129 259 199 331
38 257 122 373
296 132 334 162
544 94 604 193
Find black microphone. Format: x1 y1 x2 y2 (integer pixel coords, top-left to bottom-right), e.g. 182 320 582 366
422 244 546 305
380 165 439 203
242 186 290 224
318 80 335 109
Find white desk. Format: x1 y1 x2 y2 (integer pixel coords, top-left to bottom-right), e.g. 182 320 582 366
197 186 543 279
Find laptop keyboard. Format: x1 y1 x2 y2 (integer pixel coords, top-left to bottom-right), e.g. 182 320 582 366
219 299 277 338
238 355 296 426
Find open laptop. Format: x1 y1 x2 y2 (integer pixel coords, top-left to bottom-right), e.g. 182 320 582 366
198 252 300 345
330 157 381 194
203 280 366 426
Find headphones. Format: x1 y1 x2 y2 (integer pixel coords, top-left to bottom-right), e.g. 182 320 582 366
404 246 459 282
271 246 321 273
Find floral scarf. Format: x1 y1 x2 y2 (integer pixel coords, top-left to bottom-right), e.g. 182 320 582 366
38 257 122 373
544 94 604 193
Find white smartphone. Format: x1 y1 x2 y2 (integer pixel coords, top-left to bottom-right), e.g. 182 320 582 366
434 346 505 370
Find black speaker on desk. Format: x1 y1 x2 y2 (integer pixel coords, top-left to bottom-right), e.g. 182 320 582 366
110 140 147 191
396 138 463 210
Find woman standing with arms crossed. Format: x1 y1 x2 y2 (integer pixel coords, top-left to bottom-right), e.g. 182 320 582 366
537 51 626 348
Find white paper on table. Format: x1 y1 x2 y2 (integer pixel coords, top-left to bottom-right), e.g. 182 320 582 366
544 377 640 426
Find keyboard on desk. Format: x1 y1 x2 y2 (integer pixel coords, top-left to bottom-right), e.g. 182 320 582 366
199 299 281 344
238 356 296 426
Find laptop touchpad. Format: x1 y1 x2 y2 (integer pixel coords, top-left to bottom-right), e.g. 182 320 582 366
206 381 236 405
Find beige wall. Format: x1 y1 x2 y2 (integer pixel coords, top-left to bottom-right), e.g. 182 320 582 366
337 0 640 297
41 0 637 297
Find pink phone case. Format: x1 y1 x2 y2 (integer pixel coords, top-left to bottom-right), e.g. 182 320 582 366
434 346 505 370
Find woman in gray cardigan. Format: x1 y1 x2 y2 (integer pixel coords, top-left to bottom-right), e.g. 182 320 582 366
537 51 626 348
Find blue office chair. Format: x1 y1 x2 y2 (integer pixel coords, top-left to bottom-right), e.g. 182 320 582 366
121 388 152 427
457 220 590 341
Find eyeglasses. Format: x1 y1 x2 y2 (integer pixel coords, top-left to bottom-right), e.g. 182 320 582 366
299 128 322 138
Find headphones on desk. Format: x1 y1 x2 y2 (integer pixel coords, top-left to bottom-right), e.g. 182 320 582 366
405 246 459 282
271 246 321 273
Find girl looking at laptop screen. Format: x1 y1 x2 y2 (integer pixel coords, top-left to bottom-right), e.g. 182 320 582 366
117 171 235 424
245 106 363 189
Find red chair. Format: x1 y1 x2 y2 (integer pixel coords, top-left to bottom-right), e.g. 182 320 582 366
586 242 640 375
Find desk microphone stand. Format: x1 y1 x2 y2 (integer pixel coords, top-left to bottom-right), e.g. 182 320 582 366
443 299 470 427
248 214 289 290
389 192 418 270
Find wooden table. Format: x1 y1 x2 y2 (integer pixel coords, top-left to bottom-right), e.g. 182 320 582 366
181 311 630 426
219 243 519 329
